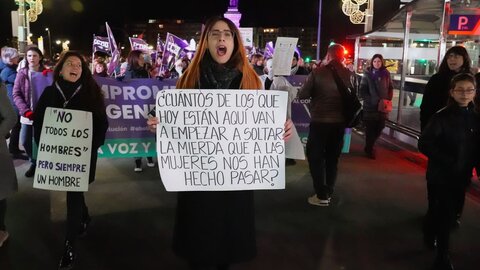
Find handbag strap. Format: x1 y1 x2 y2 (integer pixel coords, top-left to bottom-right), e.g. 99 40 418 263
327 64 349 98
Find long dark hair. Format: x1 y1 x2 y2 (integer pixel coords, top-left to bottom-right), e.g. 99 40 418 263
53 51 105 113
438 46 472 74
127 50 144 70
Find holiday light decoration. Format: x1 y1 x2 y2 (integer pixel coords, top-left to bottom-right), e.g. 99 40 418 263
15 0 43 22
341 0 369 24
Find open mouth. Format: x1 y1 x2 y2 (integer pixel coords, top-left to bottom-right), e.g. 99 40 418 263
217 46 227 56
70 72 78 77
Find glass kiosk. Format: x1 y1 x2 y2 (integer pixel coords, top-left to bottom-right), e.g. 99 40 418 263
350 0 480 145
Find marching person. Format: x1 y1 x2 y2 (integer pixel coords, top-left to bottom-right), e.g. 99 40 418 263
359 54 393 159
13 46 48 177
0 82 18 247
418 73 480 270
420 46 473 231
33 51 109 270
297 43 355 207
1 47 24 159
147 16 293 270
124 50 156 172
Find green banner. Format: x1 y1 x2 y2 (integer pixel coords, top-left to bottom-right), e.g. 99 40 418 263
98 138 156 158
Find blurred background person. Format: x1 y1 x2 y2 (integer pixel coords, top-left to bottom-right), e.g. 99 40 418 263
93 57 108 77
124 50 155 172
13 46 48 177
359 54 393 159
0 47 25 160
0 81 18 247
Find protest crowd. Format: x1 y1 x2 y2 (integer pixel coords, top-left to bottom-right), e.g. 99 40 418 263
1 14 480 270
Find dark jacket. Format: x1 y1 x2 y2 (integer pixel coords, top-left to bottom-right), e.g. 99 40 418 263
123 66 149 79
0 64 18 112
33 82 109 183
418 103 480 186
297 60 354 123
359 67 393 112
173 68 256 265
420 71 458 131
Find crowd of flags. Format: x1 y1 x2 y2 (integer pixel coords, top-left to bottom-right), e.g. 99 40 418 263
92 22 283 77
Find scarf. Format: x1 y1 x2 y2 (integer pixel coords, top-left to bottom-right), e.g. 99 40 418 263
200 53 241 89
369 67 389 81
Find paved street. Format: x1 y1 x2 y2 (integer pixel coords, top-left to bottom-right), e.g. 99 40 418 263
1 133 479 270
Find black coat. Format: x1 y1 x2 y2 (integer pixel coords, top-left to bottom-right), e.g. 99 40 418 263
359 67 393 112
420 71 458 131
418 103 480 187
33 83 109 184
172 70 256 265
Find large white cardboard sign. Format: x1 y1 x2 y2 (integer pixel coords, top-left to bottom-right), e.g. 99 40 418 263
34 108 93 192
156 89 288 191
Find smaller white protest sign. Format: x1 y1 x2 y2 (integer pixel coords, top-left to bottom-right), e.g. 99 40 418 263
238 27 253 48
272 37 298 76
34 108 93 192
156 89 288 191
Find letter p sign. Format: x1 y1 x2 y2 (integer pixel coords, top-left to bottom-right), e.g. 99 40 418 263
458 16 469 30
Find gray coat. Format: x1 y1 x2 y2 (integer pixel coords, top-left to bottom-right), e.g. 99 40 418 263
0 83 18 200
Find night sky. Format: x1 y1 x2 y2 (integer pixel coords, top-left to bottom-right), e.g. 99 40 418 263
0 0 400 54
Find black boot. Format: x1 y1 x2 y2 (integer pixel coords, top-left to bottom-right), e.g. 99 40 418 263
25 164 36 178
58 240 75 270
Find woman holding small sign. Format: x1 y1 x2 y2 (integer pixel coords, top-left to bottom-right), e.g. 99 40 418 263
33 51 109 270
148 16 293 270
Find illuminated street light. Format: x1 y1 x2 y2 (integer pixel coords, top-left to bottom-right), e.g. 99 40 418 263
45 27 52 59
55 39 70 53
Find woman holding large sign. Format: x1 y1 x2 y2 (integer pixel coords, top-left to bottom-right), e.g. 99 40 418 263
33 51 109 270
148 17 293 270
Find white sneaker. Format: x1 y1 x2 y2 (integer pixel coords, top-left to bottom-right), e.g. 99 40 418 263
0 230 9 247
307 195 330 206
146 161 155 168
134 167 143 172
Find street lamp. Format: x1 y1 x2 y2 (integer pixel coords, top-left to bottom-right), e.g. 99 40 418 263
45 27 52 59
55 39 70 54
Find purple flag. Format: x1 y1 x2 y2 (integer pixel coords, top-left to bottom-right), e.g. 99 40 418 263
160 32 189 76
129 37 150 53
93 35 110 55
264 41 274 59
156 34 164 53
106 22 120 76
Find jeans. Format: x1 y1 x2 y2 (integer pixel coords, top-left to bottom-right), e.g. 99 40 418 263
20 124 35 165
306 122 345 198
